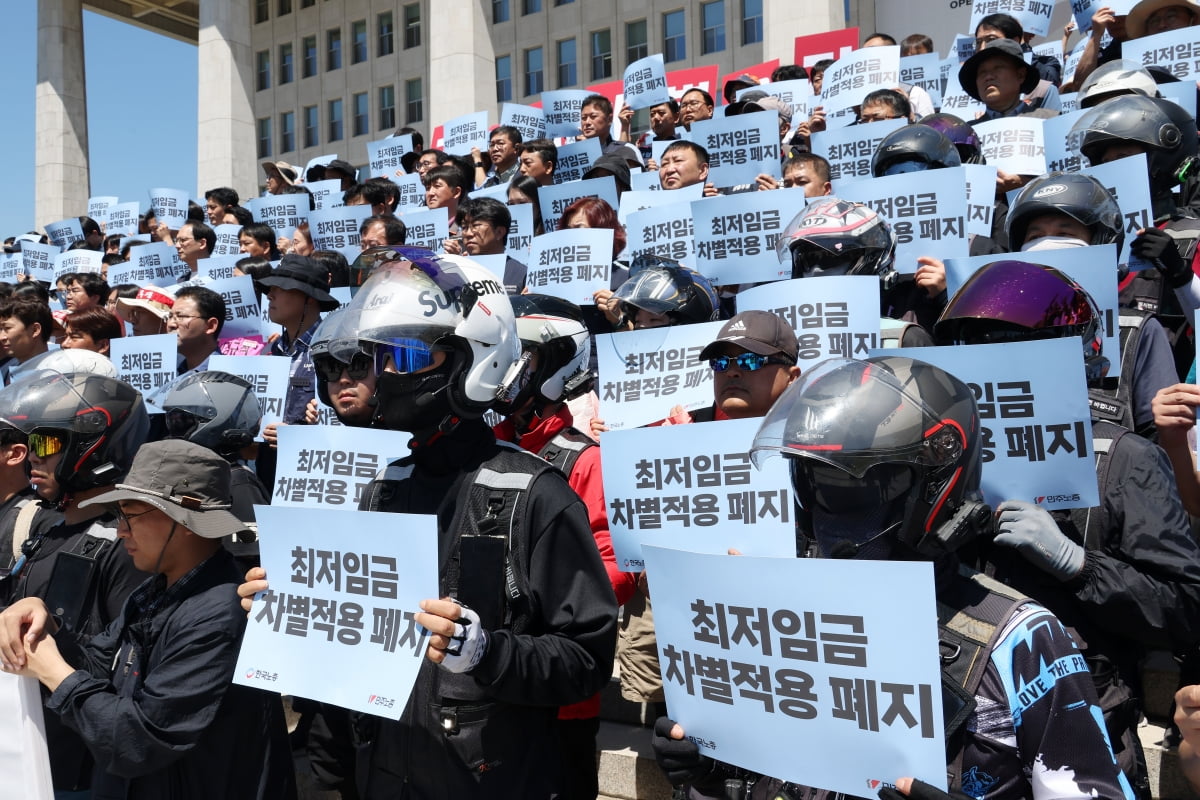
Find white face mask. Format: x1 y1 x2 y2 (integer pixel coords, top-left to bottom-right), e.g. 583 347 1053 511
1020 235 1088 252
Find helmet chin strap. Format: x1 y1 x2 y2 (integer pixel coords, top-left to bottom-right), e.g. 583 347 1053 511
149 519 179 577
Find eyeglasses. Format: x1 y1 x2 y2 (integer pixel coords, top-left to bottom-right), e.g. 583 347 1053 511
709 353 792 372
680 100 707 110
370 338 435 375
314 350 374 382
27 432 67 458
176 237 196 245
113 505 157 528
168 313 202 323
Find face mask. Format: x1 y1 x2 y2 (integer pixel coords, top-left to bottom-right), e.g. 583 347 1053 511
812 506 898 561
371 358 456 432
1020 235 1088 252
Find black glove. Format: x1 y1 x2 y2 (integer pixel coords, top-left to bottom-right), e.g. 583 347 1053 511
652 716 715 788
879 779 975 800
1132 227 1191 288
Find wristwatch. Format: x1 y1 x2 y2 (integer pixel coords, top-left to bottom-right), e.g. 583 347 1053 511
474 161 487 169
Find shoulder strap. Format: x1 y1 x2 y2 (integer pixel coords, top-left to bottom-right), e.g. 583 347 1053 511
1068 420 1128 550
938 564 1029 793
10 497 38 561
879 317 914 349
536 426 596 478
1088 311 1146 431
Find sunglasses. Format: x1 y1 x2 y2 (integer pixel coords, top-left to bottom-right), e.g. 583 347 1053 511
314 351 374 383
370 339 435 375
28 432 67 458
709 353 791 373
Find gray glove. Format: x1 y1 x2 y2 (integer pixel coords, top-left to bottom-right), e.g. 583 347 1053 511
994 500 1085 581
439 602 490 674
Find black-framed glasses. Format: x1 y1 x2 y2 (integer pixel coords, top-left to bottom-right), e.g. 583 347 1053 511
313 350 373 382
113 506 156 528
709 353 792 372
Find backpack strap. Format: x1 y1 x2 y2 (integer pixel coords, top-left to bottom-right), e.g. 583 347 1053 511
1067 420 1128 551
10 497 38 563
536 426 596 478
1089 312 1148 431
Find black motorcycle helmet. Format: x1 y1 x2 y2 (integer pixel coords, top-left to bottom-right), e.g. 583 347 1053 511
751 355 984 559
613 255 720 328
1006 172 1125 252
1074 94 1198 196
0 370 149 497
871 124 963 177
776 198 898 288
918 113 985 164
934 260 1109 385
160 371 263 458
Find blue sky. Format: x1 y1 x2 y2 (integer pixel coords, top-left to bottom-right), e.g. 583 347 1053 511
0 6 197 239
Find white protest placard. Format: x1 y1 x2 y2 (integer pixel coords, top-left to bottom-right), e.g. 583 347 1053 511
207 354 292 431
542 89 594 137
945 244 1122 378
505 202 534 262
126 241 186 286
737 277 882 364
212 224 242 257
441 111 490 156
625 202 697 264
644 547 946 796
596 321 723 430
887 338 1099 510
205 274 264 340
309 205 372 252
1079 153 1154 267
629 170 663 192
970 0 1054 37
53 249 103 280
1160 81 1198 120
88 195 118 223
526 228 614 304
234 505 437 719
812 118 908 182
972 116 1047 175
397 208 449 251
938 76 987 120
688 111 782 189
366 134 414 180
835 168 971 270
1070 0 1103 32
20 242 59 283
899 53 945 108
197 254 240 281
690 191 808 284
538 177 619 233
274 425 410 508
0 672 54 800
307 179 346 211
553 138 603 185
104 202 140 237
1042 107 1088 173
604 418 797 571
0 253 21 282
110 333 178 407
962 164 999 238
950 34 977 64
624 54 670 110
819 45 901 118
392 173 427 212
500 103 547 142
1123 27 1200 82
251 195 309 240
45 218 85 250
618 184 703 226
148 187 190 230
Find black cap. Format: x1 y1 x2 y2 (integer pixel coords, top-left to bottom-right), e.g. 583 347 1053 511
256 254 339 311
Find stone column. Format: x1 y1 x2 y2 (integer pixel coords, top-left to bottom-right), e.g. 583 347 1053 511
35 0 90 229
763 0 848 64
428 0 498 132
197 0 255 202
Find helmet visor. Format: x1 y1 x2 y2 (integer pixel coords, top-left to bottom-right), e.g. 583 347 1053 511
936 260 1097 338
614 263 689 315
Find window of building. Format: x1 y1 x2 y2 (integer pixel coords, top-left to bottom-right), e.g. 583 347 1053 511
327 28 342 70
280 111 295 153
590 30 612 81
523 0 541 15
524 47 544 96
496 55 513 102
626 19 648 64
404 4 421 49
278 0 291 14
663 10 686 62
405 79 423 123
255 50 270 91
302 35 317 77
301 0 314 7
741 0 763 44
352 20 368 63
257 118 272 158
555 0 574 5
493 0 510 23
304 105 319 148
279 43 294 84
255 0 269 24
378 12 395 56
701 1 725 55
329 99 344 142
379 85 396 131
556 38 577 88
353 92 369 137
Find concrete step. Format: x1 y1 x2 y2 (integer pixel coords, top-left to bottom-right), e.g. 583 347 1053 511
597 720 674 800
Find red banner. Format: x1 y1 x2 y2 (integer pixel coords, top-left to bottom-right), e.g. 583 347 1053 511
794 27 860 69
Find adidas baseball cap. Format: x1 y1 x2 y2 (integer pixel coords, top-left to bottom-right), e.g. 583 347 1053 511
698 310 798 362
